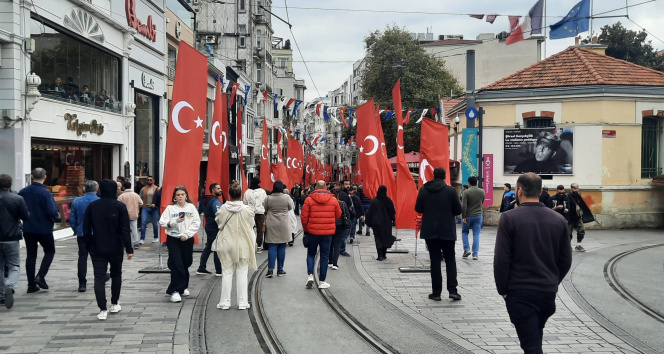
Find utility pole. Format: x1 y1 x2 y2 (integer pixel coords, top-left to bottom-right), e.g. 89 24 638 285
465 50 476 128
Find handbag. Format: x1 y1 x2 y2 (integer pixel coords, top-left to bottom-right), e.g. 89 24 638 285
211 212 235 252
302 232 310 248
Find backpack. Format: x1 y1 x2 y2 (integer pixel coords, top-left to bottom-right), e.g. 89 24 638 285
335 200 351 230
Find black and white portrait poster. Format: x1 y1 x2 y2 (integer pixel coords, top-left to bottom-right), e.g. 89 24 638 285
504 128 573 175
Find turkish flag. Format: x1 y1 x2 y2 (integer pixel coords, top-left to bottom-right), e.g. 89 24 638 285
237 105 248 194
393 80 417 229
287 138 304 187
160 43 207 243
271 163 289 188
206 78 229 201
356 99 395 199
230 82 240 107
419 118 451 188
259 117 272 191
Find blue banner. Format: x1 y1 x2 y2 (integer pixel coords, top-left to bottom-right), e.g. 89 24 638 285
461 128 478 185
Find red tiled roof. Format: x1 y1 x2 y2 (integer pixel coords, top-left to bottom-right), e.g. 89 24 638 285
421 39 481 46
443 97 465 123
481 46 664 91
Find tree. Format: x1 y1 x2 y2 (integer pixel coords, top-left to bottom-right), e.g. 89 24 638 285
583 22 664 71
359 25 462 156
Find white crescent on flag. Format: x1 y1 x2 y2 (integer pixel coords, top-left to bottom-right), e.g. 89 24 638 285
419 158 433 184
172 101 203 134
361 135 379 156
211 121 220 146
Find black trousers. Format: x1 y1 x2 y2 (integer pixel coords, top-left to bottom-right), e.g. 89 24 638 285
23 232 56 286
76 237 89 284
505 289 556 354
198 230 221 273
166 237 194 294
376 247 387 258
425 239 458 296
328 232 344 266
90 252 123 311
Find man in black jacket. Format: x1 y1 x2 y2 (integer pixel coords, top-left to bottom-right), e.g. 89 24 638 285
290 183 302 216
494 173 571 354
196 183 225 276
414 167 462 302
0 174 30 309
539 186 553 208
83 179 134 320
338 179 355 256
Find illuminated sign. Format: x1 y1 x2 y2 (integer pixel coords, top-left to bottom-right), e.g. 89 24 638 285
65 113 104 136
125 0 157 42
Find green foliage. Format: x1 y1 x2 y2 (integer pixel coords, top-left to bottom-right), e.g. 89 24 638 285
360 25 462 156
583 22 664 71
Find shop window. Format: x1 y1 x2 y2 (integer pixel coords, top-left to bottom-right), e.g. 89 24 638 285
168 46 177 80
525 117 553 128
30 19 121 113
641 117 662 178
135 92 158 181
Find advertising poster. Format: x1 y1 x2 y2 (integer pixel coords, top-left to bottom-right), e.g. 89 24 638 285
461 128 478 184
482 154 493 206
504 128 573 175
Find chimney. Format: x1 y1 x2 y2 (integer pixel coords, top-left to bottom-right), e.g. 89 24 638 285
579 36 607 55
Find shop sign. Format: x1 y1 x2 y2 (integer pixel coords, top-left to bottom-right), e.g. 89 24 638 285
141 72 155 90
125 0 157 42
65 113 104 136
602 130 616 138
229 146 239 164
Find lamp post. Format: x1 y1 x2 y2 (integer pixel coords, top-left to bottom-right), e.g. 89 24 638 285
453 113 460 162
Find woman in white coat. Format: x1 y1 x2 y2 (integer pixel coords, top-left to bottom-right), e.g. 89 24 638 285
214 182 257 310
159 186 201 303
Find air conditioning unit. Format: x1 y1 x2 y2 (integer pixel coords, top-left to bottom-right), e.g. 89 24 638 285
205 35 217 44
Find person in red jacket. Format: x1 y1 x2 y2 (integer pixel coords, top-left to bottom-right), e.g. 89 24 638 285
300 180 341 289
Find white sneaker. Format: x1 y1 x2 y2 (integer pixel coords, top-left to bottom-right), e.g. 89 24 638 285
305 276 314 289
152 238 159 243
109 304 121 313
182 289 190 296
238 304 251 310
97 310 108 320
328 264 333 268
331 265 339 270
256 246 262 254
139 240 145 244
170 292 182 303
318 282 330 289
216 303 230 310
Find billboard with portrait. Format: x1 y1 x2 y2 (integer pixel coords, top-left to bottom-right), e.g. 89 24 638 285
504 128 573 175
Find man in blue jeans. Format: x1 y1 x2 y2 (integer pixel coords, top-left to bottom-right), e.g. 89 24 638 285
0 174 30 308
138 177 160 243
461 176 485 260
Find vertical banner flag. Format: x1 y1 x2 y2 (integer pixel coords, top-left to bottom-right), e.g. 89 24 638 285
393 80 417 229
206 78 229 201
230 82 241 107
287 138 304 187
237 105 248 193
260 118 272 191
356 99 395 199
160 42 208 243
244 85 250 105
461 128 479 186
419 118 451 188
482 154 494 207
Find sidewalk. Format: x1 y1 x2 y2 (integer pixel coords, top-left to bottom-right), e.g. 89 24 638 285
0 230 211 354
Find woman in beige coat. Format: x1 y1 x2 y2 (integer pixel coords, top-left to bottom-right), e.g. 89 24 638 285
214 182 256 310
263 181 294 278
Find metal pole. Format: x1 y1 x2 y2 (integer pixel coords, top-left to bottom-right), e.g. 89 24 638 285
414 231 418 267
465 50 476 128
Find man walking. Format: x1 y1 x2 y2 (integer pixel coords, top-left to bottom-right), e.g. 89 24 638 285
69 180 100 292
139 176 160 244
290 183 302 216
567 183 594 252
499 183 516 212
83 179 134 320
461 176 485 260
117 181 143 249
19 168 59 293
338 179 355 256
349 186 364 243
494 173 572 353
196 183 224 276
415 167 462 301
0 174 30 309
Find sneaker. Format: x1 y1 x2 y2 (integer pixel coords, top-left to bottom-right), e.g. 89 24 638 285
216 303 230 310
462 251 471 258
109 304 121 313
472 255 478 260
328 263 333 268
265 269 273 278
238 304 251 310
182 289 190 296
331 265 339 270
349 238 354 244
4 286 14 309
139 240 145 244
152 238 159 243
215 273 223 277
306 276 314 289
196 269 212 275
356 230 362 235
365 231 371 236
256 246 263 254
134 244 140 249
97 310 108 320
340 252 351 257
318 282 330 289
170 292 182 303
575 245 586 252
277 270 286 277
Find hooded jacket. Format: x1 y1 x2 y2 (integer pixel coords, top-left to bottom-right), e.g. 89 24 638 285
414 179 462 241
500 190 516 212
83 179 133 256
214 201 257 271
243 188 267 215
301 190 341 236
0 190 30 242
159 201 201 239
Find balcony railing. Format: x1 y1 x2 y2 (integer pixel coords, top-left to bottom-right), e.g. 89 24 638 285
167 66 176 81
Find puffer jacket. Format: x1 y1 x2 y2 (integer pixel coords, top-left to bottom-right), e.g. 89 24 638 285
300 190 341 236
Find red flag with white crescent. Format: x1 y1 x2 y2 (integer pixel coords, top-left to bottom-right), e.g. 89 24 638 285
419 118 451 188
260 117 272 191
160 42 207 243
287 138 304 187
230 82 240 107
393 80 417 229
356 99 395 199
206 78 229 201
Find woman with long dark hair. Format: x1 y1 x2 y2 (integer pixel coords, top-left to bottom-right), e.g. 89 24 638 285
159 186 201 302
365 185 395 261
262 181 293 277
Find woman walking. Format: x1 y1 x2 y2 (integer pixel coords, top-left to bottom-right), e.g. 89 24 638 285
214 182 256 310
263 181 294 278
243 177 267 253
159 186 201 302
365 185 395 261
328 189 350 270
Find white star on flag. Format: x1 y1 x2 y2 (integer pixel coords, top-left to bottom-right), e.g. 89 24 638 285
194 117 204 128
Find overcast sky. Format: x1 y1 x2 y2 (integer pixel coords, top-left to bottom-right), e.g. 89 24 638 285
269 0 664 101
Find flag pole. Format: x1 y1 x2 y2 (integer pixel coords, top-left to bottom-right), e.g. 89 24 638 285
543 0 547 59
590 0 594 38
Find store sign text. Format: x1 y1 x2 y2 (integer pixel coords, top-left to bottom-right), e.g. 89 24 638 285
141 72 155 90
125 0 157 42
65 113 104 136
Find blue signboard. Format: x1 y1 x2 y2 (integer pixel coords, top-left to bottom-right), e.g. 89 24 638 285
465 107 479 120
461 128 478 185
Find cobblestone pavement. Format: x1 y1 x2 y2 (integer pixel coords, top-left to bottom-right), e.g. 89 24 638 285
351 226 654 354
0 230 208 354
